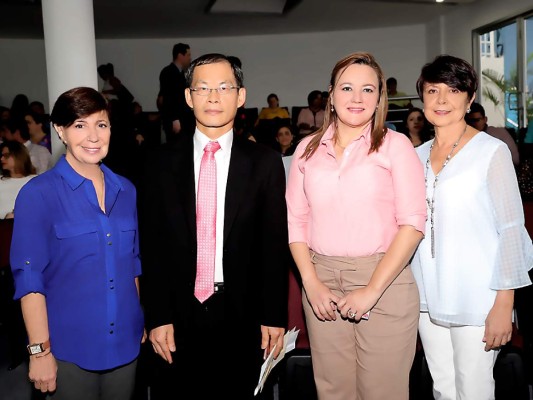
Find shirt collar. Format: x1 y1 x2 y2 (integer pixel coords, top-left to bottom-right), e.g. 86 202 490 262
319 124 372 147
194 128 234 153
54 155 123 192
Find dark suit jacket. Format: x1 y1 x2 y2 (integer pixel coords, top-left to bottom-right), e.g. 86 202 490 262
139 132 289 337
158 63 195 133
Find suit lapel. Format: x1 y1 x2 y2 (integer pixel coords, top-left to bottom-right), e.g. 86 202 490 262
224 136 252 243
171 134 197 242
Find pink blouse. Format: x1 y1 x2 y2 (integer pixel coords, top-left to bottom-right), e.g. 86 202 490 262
286 125 426 257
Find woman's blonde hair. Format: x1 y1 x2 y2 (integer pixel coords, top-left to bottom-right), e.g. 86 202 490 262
302 52 389 159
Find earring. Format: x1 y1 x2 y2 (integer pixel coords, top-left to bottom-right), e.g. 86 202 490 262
467 108 471 113
331 105 334 112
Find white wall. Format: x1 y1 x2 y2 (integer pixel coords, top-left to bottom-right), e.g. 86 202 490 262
1 24 427 113
439 0 532 61
1 0 531 113
0 39 48 111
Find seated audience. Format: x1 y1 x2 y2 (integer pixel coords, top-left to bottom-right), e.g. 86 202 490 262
0 141 37 219
10 94 29 122
24 111 51 153
402 107 433 147
29 101 46 116
0 106 10 122
297 90 325 137
466 102 520 166
387 77 412 109
2 119 51 174
275 123 297 157
256 93 290 125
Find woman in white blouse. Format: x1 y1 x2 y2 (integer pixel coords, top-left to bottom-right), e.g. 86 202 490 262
0 141 37 218
411 55 533 400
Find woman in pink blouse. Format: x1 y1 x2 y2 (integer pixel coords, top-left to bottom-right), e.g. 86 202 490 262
286 52 427 400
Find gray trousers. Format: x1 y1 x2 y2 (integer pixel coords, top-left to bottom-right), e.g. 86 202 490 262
46 359 137 400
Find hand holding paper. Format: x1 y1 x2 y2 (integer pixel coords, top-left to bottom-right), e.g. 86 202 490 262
254 327 299 396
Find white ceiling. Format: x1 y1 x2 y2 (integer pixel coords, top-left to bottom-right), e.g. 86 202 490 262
0 0 478 39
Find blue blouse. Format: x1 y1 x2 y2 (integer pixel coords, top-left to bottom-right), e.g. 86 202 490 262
11 156 144 371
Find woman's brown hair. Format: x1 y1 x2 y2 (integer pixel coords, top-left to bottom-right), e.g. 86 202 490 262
302 52 389 159
1 140 36 177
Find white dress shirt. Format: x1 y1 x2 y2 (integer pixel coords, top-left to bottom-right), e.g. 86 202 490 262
411 132 533 327
24 140 52 174
193 129 233 283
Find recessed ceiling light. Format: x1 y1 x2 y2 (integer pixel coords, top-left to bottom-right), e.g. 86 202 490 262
436 0 444 3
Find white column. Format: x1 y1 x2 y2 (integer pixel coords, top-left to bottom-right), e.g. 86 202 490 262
42 0 98 164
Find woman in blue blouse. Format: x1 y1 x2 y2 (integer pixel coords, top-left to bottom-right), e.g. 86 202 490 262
10 87 144 399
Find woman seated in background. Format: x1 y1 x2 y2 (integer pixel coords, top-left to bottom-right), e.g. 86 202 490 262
255 93 290 125
275 123 297 157
403 107 433 147
0 141 37 219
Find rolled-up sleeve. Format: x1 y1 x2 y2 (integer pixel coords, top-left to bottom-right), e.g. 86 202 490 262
286 141 310 244
11 182 50 299
390 135 427 233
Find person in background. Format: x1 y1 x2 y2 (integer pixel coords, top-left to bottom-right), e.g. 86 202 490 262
466 101 520 166
10 94 29 122
274 122 297 157
10 87 145 398
286 52 426 400
29 101 46 116
0 141 36 219
255 93 290 125
297 90 325 138
2 118 51 174
139 53 288 400
411 55 533 400
321 91 329 111
0 105 11 122
158 43 195 142
403 107 433 147
24 111 51 153
387 77 412 109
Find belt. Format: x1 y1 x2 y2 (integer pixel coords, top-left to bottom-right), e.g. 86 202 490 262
214 282 225 293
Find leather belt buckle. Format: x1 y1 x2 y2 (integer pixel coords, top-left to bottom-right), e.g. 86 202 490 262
214 282 224 293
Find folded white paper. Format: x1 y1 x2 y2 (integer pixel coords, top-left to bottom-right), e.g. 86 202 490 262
254 327 299 396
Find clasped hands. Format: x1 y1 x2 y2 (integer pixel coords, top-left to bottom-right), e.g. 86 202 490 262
305 279 380 322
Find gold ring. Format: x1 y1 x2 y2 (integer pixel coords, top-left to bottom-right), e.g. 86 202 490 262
348 310 356 319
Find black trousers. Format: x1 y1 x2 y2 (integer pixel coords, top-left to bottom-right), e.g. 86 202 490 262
147 292 276 400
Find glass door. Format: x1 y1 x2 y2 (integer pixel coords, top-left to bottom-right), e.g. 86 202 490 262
476 12 533 143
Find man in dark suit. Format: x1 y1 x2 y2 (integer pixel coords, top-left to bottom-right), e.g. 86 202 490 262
139 53 289 399
158 43 195 142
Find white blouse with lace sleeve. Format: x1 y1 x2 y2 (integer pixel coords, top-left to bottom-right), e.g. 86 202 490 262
411 132 532 327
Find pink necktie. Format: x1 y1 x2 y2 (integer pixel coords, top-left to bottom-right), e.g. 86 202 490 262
194 141 221 303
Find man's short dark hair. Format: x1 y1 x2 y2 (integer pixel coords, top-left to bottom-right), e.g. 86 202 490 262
5 118 30 140
468 102 486 117
307 90 322 106
227 56 242 69
386 77 397 86
184 53 244 89
172 43 190 60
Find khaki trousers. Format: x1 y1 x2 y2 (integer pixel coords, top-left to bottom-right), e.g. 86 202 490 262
303 252 420 400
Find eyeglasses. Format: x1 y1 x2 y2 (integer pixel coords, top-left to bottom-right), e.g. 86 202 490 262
0 152 11 159
189 85 240 96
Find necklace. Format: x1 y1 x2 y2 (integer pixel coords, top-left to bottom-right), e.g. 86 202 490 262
424 125 467 258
